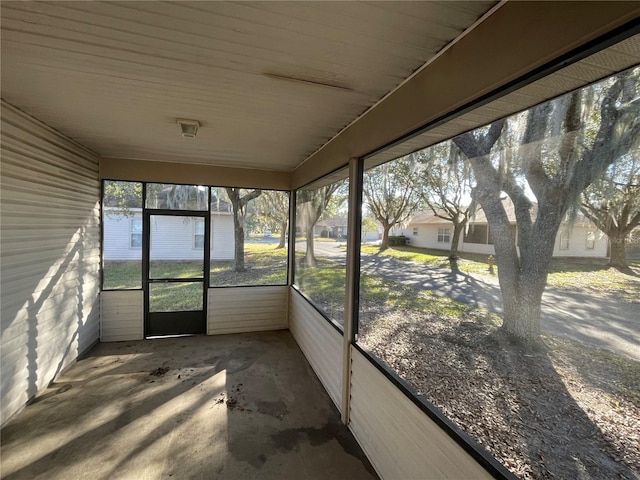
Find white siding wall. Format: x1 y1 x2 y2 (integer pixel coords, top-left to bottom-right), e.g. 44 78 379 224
553 224 608 257
289 289 343 411
404 225 449 250
349 348 493 480
149 214 204 260
208 286 287 334
100 291 143 342
103 212 234 261
406 222 608 258
103 209 142 261
1 101 101 426
211 214 234 261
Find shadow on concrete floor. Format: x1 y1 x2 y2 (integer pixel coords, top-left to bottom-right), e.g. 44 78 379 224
1 331 377 480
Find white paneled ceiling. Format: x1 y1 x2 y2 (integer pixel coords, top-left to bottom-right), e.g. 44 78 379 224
0 1 496 171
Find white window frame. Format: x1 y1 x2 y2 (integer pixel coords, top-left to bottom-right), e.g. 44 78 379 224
437 228 451 243
194 218 205 249
413 227 418 236
559 230 570 250
585 230 595 250
130 217 142 249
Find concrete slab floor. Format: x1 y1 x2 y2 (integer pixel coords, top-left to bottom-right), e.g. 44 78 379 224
1 331 378 480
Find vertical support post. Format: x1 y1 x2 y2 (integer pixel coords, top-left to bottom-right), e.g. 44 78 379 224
341 157 363 424
286 190 296 326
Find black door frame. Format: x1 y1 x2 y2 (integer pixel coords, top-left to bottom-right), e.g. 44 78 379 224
143 209 210 337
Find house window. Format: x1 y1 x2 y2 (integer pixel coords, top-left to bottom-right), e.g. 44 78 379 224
130 218 142 248
194 218 205 249
437 228 450 243
413 227 418 236
559 230 569 250
586 231 595 250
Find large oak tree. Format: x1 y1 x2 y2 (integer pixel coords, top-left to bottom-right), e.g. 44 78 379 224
453 69 639 346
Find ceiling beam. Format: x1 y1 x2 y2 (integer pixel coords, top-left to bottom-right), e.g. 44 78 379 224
100 157 290 191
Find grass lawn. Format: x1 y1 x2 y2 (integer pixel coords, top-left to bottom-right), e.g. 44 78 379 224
293 255 500 327
546 258 640 297
210 243 288 286
103 243 289 307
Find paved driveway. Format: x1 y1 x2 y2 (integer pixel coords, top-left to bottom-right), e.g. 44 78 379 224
359 254 640 362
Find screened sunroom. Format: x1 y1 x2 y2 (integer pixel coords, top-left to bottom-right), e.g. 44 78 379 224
2 2 639 479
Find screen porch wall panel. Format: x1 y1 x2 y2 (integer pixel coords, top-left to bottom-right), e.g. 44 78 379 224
1 100 101 426
349 348 494 480
208 286 288 335
100 291 144 342
289 289 343 411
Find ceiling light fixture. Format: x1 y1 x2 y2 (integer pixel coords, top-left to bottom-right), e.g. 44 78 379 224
177 119 200 138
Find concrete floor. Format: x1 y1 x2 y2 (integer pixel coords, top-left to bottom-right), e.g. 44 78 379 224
1 331 377 480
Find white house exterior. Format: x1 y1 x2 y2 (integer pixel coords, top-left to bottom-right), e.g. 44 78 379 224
403 208 608 259
103 208 235 261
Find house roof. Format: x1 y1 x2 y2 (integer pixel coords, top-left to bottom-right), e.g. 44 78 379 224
317 216 348 228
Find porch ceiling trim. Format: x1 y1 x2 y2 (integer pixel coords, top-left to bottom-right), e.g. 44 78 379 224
292 1 640 189
100 157 290 191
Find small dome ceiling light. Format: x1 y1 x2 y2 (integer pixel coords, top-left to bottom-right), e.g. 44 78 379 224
177 119 200 138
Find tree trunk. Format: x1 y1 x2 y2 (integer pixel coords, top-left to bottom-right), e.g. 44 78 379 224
233 214 245 272
497 223 556 346
277 220 287 249
449 220 465 258
500 272 545 346
608 235 627 268
304 225 316 266
379 224 391 251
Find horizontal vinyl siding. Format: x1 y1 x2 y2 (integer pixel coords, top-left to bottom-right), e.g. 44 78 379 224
207 286 287 335
100 291 143 342
103 210 142 261
349 348 492 480
211 214 234 261
1 101 100 426
289 289 342 411
104 211 234 261
149 214 204 261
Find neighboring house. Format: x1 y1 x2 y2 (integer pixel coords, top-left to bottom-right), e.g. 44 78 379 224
103 201 235 261
403 202 608 258
315 216 348 238
313 216 381 241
